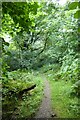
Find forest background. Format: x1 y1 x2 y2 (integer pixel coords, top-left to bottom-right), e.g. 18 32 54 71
0 0 80 119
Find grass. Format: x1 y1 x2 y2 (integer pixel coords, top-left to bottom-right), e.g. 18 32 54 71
48 78 79 118
2 70 44 119
18 74 44 119
43 63 80 118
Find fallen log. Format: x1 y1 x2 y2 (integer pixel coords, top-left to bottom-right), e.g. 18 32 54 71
3 84 36 99
18 84 36 96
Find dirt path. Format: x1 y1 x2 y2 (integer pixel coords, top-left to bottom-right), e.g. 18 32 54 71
34 77 56 118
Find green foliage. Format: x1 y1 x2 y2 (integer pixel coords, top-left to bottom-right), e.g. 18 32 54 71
70 80 80 98
68 2 79 10
2 2 39 32
44 56 79 118
2 70 43 119
68 1 80 33
47 70 80 118
48 60 79 117
74 10 80 18
1 1 80 119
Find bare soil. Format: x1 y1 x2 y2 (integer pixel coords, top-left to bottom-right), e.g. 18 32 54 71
34 77 56 118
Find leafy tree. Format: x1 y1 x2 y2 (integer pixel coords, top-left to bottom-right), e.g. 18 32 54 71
2 2 39 33
1 1 80 118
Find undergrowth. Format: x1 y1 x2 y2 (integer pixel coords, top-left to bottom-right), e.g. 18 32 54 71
2 69 43 119
45 66 80 118
49 79 79 118
40 62 80 118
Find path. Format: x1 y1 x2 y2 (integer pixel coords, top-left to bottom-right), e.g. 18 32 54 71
34 77 56 118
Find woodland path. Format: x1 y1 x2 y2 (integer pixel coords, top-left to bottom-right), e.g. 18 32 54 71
34 77 56 118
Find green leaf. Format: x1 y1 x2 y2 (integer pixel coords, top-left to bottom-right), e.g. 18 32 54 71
2 38 9 46
78 1 80 8
74 10 80 19
69 2 78 10
78 27 80 33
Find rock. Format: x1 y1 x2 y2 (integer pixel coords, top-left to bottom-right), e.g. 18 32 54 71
51 113 57 117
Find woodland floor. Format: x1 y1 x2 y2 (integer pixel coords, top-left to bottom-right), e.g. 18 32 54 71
34 77 56 118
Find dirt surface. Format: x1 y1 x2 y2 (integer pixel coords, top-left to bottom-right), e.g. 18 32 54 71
34 77 55 118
